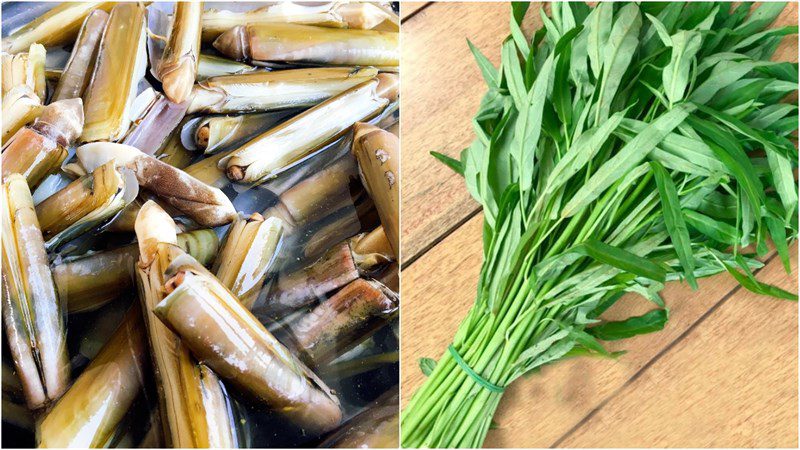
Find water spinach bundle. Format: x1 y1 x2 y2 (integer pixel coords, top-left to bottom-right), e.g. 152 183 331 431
401 2 799 447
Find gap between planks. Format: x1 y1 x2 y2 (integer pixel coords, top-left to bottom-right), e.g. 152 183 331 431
401 2 433 21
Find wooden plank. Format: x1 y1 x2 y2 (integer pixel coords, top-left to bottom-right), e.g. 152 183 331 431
558 253 798 448
400 211 798 447
400 2 428 20
399 3 545 264
400 214 483 402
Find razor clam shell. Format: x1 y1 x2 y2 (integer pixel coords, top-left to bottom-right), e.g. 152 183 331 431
213 214 284 308
264 241 360 319
180 109 300 154
37 306 145 448
50 9 108 102
42 168 139 252
122 94 189 154
80 3 148 143
2 175 70 409
76 142 237 227
186 67 377 115
213 23 398 67
285 278 398 366
154 255 343 434
156 2 202 104
220 76 394 184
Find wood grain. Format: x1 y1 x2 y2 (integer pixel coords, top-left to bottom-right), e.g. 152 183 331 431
399 3 546 265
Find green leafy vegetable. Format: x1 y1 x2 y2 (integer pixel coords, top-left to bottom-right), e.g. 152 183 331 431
402 4 798 448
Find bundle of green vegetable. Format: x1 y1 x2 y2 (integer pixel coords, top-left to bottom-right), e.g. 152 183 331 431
401 2 798 447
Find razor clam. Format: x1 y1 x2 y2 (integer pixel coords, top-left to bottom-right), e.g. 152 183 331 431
75 142 236 227
352 122 399 257
2 43 46 100
265 226 392 318
201 3 347 43
198 54 258 80
2 174 70 409
37 306 145 448
187 111 298 155
54 229 219 314
121 93 189 155
285 278 398 366
51 9 108 102
35 160 139 252
265 241 359 318
156 2 202 103
303 194 376 260
264 156 360 230
2 85 42 143
182 89 398 189
319 388 399 448
1 2 114 54
221 74 398 184
2 98 83 189
213 23 398 68
153 247 343 434
213 213 283 309
134 201 238 447
186 67 377 115
80 3 148 143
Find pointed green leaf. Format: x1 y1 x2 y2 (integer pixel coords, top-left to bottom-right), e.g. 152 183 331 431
563 104 694 217
651 161 697 289
467 39 499 88
663 30 703 104
595 3 641 122
586 2 613 78
576 239 667 282
588 309 669 341
431 151 465 176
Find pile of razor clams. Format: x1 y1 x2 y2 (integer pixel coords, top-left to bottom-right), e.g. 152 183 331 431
1 2 400 447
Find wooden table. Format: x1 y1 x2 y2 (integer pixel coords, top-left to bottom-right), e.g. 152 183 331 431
399 2 799 447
